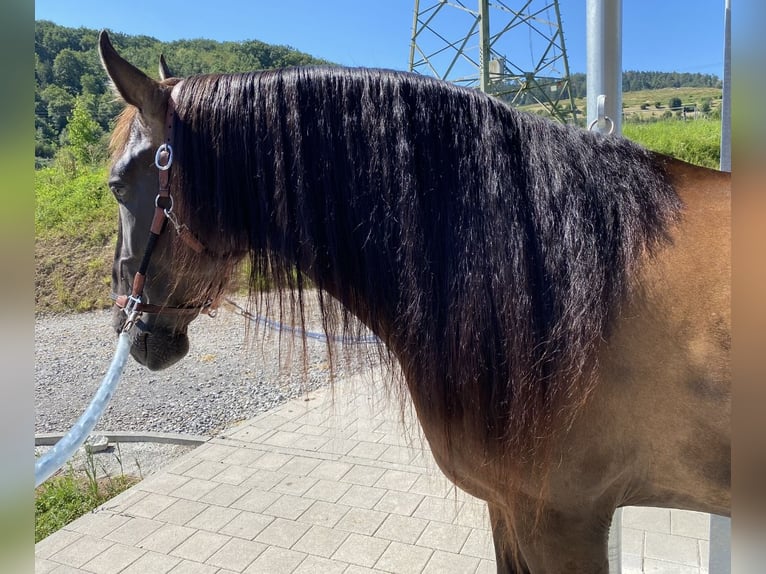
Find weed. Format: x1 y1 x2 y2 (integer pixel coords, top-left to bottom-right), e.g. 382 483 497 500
34 444 139 542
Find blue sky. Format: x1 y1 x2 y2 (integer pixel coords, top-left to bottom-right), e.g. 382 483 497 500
35 1 726 78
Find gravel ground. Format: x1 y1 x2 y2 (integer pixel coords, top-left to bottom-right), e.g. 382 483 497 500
35 296 379 439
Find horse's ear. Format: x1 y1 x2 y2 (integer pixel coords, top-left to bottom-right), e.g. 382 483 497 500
99 30 165 115
158 54 174 81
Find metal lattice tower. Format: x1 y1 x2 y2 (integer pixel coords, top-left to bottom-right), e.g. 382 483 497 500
409 0 578 123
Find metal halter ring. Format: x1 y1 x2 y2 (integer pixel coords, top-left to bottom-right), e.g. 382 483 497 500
155 193 174 213
587 116 615 135
154 143 174 170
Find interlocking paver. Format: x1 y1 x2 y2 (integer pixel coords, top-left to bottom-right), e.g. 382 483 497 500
154 498 207 525
375 540 433 573
243 546 307 573
644 531 701 566
255 517 311 548
50 535 113 568
196 443 240 462
80 542 144 574
249 451 292 471
280 455 324 476
136 524 196 554
273 474 319 496
422 549 480 574
292 554 348 574
186 504 241 532
408 472 454 497
335 507 388 536
461 528 495 560
205 537 267 571
170 477 219 501
376 513 429 544
308 460 353 481
298 500 350 528
264 493 315 519
219 510 274 540
120 551 180 574
241 468 287 490
373 489 424 516
339 465 386 487
293 524 349 558
211 464 258 486
337 484 386 509
417 520 472 553
167 559 219 573
332 533 390 568
198 482 249 506
35 528 83 559
671 509 711 539
303 478 352 502
454 500 489 529
68 511 130 537
373 469 419 491
230 488 281 513
346 441 389 461
185 459 228 480
139 472 190 495
104 517 163 546
169 529 231 562
125 492 177 519
413 495 463 523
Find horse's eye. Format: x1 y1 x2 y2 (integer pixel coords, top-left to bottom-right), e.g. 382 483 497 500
108 180 127 200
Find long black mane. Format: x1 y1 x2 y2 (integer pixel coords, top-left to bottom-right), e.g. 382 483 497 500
170 67 681 462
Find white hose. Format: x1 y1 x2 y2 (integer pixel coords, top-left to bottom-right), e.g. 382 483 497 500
35 331 132 487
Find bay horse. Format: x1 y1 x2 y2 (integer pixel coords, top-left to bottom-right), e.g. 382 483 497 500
99 31 730 572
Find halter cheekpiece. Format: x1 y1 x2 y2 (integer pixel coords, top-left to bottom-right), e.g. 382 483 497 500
114 96 214 331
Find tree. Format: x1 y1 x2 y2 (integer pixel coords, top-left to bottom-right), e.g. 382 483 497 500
52 49 85 94
41 84 75 132
66 95 103 165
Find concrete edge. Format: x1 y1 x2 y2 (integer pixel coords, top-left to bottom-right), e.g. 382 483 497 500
35 431 210 447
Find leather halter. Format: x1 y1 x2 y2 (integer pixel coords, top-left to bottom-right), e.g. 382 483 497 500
114 95 216 328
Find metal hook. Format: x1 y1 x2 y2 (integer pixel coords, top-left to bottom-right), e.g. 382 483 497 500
588 94 615 135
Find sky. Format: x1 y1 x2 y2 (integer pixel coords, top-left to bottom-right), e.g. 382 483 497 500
34 0 726 78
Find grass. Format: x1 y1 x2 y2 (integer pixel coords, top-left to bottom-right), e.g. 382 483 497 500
35 155 118 313
623 118 721 169
35 444 140 542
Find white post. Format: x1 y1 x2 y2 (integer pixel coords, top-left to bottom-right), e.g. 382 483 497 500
586 0 622 135
587 2 623 571
709 1 732 569
720 0 731 172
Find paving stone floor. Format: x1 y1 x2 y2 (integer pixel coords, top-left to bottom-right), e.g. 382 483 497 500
36 371 717 573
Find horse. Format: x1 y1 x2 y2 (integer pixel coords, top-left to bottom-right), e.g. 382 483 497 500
98 31 730 573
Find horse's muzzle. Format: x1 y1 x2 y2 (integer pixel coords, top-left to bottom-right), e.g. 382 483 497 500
113 308 191 370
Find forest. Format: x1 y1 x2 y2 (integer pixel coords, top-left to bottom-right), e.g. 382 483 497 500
35 20 331 164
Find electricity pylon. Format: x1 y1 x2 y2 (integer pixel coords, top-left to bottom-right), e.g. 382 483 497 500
409 0 578 123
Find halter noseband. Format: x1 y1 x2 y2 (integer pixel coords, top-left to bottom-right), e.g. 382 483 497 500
114 95 215 331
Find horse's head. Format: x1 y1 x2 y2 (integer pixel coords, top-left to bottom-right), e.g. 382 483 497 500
99 31 228 370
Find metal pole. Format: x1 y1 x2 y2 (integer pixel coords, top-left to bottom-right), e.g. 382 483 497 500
586 0 622 135
478 0 491 93
709 1 732 566
720 0 731 171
